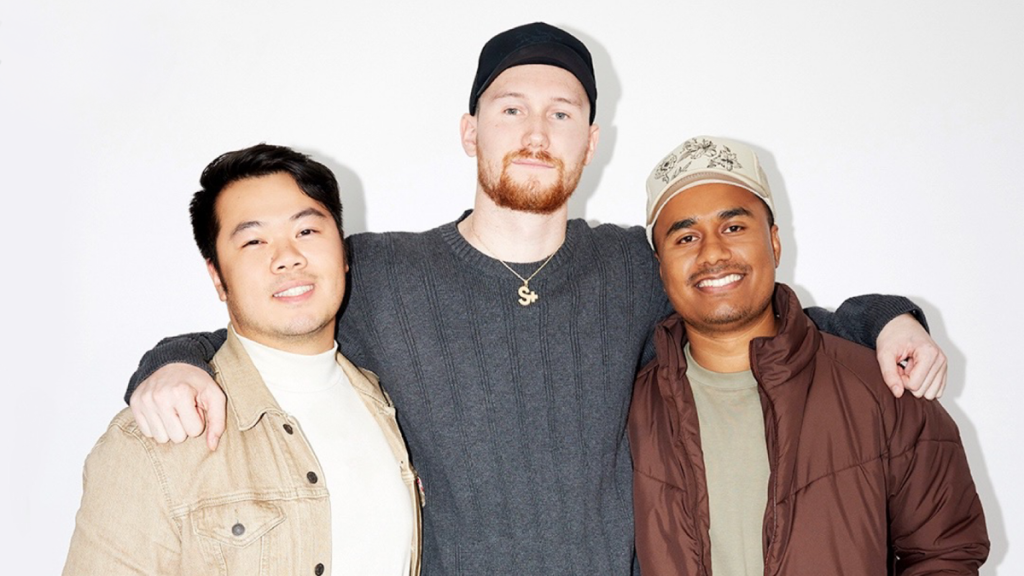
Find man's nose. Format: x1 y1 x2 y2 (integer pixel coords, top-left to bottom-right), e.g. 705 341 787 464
522 116 550 150
272 241 306 271
697 234 731 266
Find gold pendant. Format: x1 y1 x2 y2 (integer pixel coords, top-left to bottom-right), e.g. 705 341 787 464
517 283 539 306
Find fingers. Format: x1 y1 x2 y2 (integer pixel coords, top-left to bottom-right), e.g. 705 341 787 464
176 402 207 440
919 352 947 400
902 338 949 400
933 361 948 399
130 387 172 443
127 363 221 444
199 388 227 451
126 364 227 450
130 402 153 439
904 342 935 398
878 348 906 399
151 384 197 443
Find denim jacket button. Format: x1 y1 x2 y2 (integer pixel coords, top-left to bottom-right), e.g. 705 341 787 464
283 423 294 435
231 522 245 536
307 471 318 484
315 562 325 575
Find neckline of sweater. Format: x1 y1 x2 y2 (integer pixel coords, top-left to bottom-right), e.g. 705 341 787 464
438 210 583 281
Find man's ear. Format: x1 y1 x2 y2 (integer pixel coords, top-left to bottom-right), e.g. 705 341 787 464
653 244 665 282
206 260 227 302
583 123 600 166
770 225 782 267
460 113 478 157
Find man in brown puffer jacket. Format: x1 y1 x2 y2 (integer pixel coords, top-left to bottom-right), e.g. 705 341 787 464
630 136 988 575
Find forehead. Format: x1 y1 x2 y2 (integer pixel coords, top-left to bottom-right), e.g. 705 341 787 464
481 64 587 103
215 172 319 228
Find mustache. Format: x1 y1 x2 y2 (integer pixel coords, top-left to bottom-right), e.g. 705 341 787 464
687 264 750 285
503 149 564 169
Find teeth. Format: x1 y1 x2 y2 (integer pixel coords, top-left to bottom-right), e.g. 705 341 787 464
697 274 742 288
274 285 313 298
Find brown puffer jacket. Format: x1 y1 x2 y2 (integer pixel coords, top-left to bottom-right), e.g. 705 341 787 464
628 284 988 575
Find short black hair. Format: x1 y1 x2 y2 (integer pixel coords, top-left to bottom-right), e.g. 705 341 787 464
190 144 344 272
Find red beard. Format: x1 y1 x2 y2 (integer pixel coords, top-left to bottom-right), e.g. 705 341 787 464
478 149 583 214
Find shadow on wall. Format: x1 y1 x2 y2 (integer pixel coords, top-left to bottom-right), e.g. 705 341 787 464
301 148 368 237
561 24 621 222
749 143 800 293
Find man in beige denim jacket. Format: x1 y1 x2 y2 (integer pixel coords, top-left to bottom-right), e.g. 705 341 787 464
63 144 422 575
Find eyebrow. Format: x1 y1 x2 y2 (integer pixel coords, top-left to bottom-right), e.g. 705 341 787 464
665 218 698 236
719 207 755 220
491 91 584 108
661 206 755 238
551 94 583 107
490 91 526 102
229 207 329 238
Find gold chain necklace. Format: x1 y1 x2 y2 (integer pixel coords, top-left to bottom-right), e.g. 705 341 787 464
471 227 560 307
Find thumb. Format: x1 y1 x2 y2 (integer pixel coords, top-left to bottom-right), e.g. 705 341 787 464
877 350 905 398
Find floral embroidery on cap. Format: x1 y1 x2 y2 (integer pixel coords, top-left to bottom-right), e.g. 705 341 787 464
681 138 717 160
654 137 745 185
708 146 740 171
653 153 678 181
656 160 693 185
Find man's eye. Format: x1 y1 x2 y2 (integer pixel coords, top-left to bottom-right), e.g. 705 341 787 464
677 234 696 244
503 108 520 116
243 239 261 247
298 229 317 237
553 112 569 120
725 225 744 233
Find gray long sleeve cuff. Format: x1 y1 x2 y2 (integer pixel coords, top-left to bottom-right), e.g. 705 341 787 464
804 294 928 349
124 329 228 404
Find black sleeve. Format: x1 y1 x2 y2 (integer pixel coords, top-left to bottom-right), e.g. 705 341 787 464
123 329 228 404
804 294 929 349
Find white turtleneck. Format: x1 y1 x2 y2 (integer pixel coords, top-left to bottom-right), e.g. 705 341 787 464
234 328 412 576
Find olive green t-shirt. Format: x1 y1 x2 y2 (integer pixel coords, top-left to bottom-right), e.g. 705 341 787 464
685 344 770 576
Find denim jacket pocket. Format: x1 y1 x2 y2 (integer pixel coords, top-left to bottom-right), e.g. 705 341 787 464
191 500 286 574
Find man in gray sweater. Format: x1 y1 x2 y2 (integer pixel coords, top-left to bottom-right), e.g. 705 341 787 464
124 23 947 575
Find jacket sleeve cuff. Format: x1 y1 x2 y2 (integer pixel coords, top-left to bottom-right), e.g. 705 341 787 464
124 329 228 404
806 294 929 349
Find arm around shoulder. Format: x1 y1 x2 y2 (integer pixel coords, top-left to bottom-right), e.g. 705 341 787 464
125 329 227 403
805 294 926 348
808 294 946 399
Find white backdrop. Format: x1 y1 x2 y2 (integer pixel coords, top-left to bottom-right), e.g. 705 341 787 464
2 1 1021 573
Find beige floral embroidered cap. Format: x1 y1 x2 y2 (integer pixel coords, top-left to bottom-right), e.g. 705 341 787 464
645 136 774 247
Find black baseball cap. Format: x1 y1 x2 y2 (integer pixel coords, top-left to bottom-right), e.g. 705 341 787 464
469 22 598 124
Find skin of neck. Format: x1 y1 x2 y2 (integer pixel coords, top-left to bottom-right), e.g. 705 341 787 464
458 189 568 262
230 316 339 356
685 307 780 373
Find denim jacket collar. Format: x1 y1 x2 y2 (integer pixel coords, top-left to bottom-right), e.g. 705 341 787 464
213 327 391 432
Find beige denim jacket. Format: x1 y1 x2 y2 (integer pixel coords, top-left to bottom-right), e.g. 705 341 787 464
63 329 422 575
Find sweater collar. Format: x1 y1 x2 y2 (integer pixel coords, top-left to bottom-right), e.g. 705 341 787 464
439 209 582 282
233 328 340 393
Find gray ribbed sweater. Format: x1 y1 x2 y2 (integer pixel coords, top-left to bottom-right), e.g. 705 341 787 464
127 213 922 575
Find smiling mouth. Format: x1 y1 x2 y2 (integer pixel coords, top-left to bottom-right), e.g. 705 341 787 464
274 285 313 298
696 274 743 288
